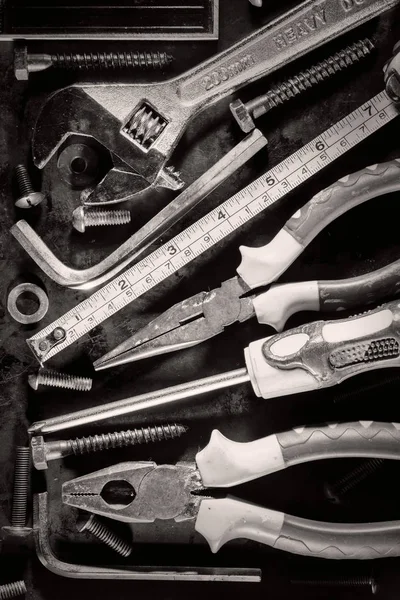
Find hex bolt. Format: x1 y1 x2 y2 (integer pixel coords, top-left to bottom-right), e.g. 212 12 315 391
28 369 92 392
231 38 374 132
72 206 131 233
0 580 27 599
14 165 45 208
14 45 174 81
78 514 133 558
31 423 188 470
11 448 30 528
324 458 384 504
291 575 378 594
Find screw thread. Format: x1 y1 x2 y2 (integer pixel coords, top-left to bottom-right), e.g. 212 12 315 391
69 423 187 455
11 447 30 528
84 208 131 228
51 51 173 70
32 369 92 392
14 165 34 197
0 581 27 599
291 576 375 588
82 515 132 558
251 39 374 117
325 458 384 502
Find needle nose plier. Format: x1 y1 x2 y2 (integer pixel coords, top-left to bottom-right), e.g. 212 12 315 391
63 421 400 559
94 160 400 370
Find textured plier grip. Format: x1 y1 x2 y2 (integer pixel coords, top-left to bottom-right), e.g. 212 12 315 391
262 299 400 385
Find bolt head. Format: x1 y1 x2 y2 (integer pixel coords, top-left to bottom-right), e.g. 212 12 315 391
15 191 45 209
14 47 29 81
31 436 48 470
72 206 86 233
230 99 255 133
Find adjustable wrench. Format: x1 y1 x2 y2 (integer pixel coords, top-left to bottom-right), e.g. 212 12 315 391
32 0 399 204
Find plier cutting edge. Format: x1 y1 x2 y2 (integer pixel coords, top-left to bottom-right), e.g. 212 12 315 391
95 159 400 370
63 421 400 559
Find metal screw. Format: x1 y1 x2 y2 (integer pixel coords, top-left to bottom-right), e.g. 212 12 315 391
291 575 378 594
31 423 188 470
11 448 30 528
72 206 131 233
78 514 132 558
324 458 384 504
28 369 92 392
14 45 174 81
0 581 27 599
231 38 375 132
14 165 45 209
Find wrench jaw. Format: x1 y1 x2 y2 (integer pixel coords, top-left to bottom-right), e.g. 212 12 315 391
62 462 203 524
32 87 184 202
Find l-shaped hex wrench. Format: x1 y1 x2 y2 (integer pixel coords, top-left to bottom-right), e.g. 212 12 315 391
10 130 267 290
32 0 400 203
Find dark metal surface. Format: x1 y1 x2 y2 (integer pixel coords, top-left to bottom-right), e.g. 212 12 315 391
2 0 400 597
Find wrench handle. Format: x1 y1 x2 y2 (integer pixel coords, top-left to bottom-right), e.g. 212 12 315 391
178 0 398 107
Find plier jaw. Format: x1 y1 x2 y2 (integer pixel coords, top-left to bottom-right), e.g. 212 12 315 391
94 277 255 370
62 462 204 523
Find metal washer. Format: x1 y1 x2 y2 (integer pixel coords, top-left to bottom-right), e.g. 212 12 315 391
7 283 49 324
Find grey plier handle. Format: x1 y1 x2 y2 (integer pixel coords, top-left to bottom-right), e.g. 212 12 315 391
195 421 400 558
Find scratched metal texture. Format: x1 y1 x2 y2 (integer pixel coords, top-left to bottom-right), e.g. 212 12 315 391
2 0 400 598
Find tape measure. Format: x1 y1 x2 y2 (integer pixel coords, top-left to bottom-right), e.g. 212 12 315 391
28 90 399 363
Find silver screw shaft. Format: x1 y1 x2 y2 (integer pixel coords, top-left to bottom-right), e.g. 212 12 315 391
72 206 131 233
69 424 188 455
11 448 30 528
28 369 92 392
52 51 173 70
79 514 132 558
14 165 45 208
231 38 374 132
0 581 27 600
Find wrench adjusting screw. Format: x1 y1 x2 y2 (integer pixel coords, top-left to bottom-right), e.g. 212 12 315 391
0 580 27 599
14 165 45 208
78 514 132 558
72 206 131 233
14 46 174 80
28 369 93 392
231 38 374 132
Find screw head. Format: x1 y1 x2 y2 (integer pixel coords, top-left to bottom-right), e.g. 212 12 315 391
72 206 86 233
14 46 29 81
28 373 39 391
15 191 46 209
78 513 96 533
230 99 255 133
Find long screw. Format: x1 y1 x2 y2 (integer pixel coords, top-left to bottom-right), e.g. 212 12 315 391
324 458 384 504
14 165 45 209
15 46 174 81
78 514 132 558
72 206 131 233
31 424 188 469
230 38 374 132
28 369 92 392
0 581 27 599
11 448 30 528
291 575 377 594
